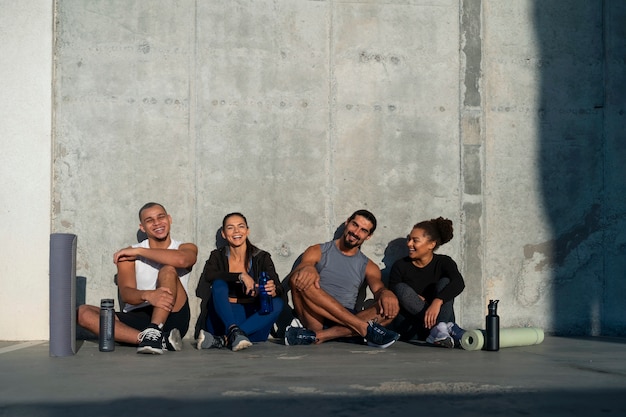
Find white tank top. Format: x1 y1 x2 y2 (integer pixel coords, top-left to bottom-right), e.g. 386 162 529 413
132 238 191 294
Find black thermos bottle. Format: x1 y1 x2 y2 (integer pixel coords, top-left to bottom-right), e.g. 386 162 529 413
99 298 115 352
485 299 500 351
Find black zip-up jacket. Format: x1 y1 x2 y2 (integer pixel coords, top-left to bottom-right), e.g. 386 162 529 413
194 245 285 339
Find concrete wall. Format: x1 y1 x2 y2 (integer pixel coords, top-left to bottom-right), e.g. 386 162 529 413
1 0 624 340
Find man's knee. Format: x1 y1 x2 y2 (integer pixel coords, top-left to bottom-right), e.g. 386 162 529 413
157 266 181 289
158 265 177 279
77 304 96 327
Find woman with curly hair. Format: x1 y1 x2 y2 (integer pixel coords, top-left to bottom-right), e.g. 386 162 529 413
389 217 465 347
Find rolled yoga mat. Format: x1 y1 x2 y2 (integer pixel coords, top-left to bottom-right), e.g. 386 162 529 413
49 233 77 357
460 327 544 351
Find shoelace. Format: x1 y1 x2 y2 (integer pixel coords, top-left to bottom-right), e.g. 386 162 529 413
138 327 161 342
366 320 389 345
367 320 384 335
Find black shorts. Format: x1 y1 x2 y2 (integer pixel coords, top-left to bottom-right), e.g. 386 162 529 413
116 299 190 337
323 307 358 328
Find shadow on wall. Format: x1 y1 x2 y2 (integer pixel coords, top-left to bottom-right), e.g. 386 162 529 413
75 276 94 340
215 227 227 249
534 2 625 335
381 237 409 286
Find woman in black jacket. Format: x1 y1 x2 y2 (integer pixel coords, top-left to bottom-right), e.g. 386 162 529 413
194 212 284 351
389 217 465 347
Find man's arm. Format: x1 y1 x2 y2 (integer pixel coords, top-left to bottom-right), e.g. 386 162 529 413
289 244 322 292
116 256 177 310
365 260 399 320
116 259 149 306
115 242 197 309
114 243 198 270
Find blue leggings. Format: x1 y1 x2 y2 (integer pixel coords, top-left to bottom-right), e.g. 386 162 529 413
206 279 284 342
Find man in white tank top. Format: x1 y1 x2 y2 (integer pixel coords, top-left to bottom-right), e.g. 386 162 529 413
77 202 197 354
286 209 401 348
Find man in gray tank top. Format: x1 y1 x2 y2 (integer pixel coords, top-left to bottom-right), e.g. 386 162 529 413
285 209 401 348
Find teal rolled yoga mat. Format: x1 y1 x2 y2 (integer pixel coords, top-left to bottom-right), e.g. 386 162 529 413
460 327 544 351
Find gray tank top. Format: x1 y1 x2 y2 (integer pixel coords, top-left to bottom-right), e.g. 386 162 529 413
316 241 368 309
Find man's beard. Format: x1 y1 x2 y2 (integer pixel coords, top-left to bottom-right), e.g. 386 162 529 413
342 233 361 249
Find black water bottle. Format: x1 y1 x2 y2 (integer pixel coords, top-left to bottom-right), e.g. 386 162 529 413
99 298 115 352
258 272 273 315
485 299 500 351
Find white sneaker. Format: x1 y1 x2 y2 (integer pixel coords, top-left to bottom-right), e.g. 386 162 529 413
426 322 454 348
290 317 304 328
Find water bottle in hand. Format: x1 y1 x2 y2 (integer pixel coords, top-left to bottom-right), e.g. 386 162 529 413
258 272 273 315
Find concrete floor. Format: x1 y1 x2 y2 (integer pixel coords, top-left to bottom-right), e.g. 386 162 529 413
0 335 625 417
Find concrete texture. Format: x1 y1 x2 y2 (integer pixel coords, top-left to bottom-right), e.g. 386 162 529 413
1 1 625 340
1 336 625 416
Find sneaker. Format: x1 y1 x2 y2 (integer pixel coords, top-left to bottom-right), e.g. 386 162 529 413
433 335 455 348
227 326 252 352
365 320 400 348
284 326 316 346
426 322 455 348
196 330 225 350
289 317 304 328
447 322 466 347
137 324 164 354
163 328 183 351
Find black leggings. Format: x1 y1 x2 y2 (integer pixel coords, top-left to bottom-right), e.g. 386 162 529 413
393 278 455 323
392 278 456 341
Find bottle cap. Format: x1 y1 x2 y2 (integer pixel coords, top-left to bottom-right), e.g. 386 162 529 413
100 299 114 308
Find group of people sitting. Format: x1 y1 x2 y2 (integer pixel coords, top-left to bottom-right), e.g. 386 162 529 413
77 203 465 354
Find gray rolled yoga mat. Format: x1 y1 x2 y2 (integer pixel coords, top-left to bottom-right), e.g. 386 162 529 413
49 233 77 357
460 327 544 351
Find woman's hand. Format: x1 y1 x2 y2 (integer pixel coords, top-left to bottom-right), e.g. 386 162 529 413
258 278 277 297
424 299 443 329
240 273 256 296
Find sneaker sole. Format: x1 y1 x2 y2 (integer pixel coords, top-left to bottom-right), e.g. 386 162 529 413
231 339 252 352
137 346 164 354
167 328 183 351
366 337 399 349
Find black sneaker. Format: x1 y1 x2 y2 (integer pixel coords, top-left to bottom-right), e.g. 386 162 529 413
163 328 183 351
137 324 164 354
284 326 316 346
447 322 466 347
227 326 252 352
365 320 400 349
196 330 226 350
